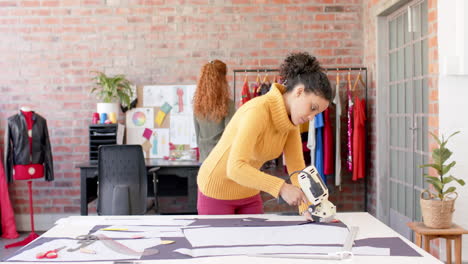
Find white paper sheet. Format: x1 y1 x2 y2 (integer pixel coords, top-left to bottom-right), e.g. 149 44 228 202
189 116 197 148
117 123 125 144
170 115 192 145
125 108 154 128
149 128 170 158
143 85 176 107
183 225 349 247
174 245 390 258
7 238 161 262
92 225 185 238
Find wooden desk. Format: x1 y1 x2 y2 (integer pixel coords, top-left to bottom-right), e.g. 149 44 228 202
76 159 201 215
407 222 468 264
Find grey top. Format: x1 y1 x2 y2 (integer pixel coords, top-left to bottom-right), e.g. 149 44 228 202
194 100 236 163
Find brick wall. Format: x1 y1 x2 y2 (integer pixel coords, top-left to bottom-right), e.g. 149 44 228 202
0 0 365 216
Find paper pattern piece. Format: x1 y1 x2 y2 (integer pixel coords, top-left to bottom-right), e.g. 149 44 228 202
170 115 192 145
126 108 154 128
183 224 349 247
175 245 390 258
150 129 170 158
143 85 176 107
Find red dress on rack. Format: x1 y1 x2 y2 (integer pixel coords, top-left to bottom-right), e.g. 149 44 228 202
0 157 18 239
352 97 366 181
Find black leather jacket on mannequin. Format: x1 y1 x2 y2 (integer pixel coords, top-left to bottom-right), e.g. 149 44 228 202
4 111 54 183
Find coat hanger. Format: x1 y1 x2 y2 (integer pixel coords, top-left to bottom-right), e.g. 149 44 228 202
352 70 365 92
243 70 248 84
347 70 352 90
262 70 269 84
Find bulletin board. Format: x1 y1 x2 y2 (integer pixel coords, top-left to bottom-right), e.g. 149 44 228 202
125 85 197 158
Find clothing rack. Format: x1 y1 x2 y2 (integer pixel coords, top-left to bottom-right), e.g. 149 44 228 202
232 67 369 212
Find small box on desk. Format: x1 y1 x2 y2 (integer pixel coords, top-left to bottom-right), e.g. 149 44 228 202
89 124 117 161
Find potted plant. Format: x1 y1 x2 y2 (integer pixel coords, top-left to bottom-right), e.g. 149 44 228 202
420 131 465 228
91 71 134 117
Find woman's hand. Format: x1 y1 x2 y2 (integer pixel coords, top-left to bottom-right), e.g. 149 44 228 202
279 183 308 206
302 210 314 221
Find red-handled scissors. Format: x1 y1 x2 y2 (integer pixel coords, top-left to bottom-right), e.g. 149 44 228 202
36 246 66 259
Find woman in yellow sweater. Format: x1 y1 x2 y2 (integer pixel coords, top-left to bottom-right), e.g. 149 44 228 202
197 52 332 219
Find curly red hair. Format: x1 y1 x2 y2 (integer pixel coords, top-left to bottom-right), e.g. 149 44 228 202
193 60 230 122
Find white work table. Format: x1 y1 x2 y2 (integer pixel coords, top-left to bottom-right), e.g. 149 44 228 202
2 212 442 264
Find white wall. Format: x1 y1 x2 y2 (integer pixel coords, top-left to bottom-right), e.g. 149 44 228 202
438 0 468 261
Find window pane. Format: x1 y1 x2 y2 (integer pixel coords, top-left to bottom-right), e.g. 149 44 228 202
398 49 404 80
422 39 428 75
406 185 413 218
421 0 428 35
390 19 397 50
399 118 405 148
405 46 412 78
390 52 397 82
391 181 398 210
405 81 412 115
414 153 423 188
422 117 428 152
414 79 422 113
391 117 397 146
398 182 405 215
390 85 397 113
404 10 411 43
422 78 429 113
398 83 405 113
414 191 422 221
414 41 422 77
412 4 421 39
397 15 404 48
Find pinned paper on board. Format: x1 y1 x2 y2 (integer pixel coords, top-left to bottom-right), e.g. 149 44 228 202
126 108 154 129
143 85 176 107
150 129 170 158
155 102 172 127
170 115 191 145
172 85 196 115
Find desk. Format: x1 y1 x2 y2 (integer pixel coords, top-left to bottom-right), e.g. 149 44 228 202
77 159 201 215
2 213 442 264
407 222 468 264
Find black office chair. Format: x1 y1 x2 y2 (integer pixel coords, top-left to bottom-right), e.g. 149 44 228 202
97 145 158 215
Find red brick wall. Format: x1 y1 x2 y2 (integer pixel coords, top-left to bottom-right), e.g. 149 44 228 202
0 0 365 215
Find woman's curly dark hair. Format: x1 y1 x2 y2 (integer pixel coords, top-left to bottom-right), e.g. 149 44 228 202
193 60 230 122
279 52 332 101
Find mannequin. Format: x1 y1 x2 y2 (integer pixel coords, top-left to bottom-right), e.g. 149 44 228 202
4 107 54 248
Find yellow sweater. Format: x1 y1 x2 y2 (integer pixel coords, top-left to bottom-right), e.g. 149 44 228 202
197 83 308 213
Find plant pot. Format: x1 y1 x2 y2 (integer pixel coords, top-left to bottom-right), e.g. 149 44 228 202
97 103 119 117
420 190 457 229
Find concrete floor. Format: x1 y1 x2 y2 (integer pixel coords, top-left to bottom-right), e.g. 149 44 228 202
0 232 44 260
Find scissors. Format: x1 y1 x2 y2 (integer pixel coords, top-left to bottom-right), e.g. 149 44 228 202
67 234 99 252
36 246 66 259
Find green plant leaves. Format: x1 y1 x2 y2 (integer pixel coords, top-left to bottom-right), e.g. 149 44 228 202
421 131 462 200
90 71 133 107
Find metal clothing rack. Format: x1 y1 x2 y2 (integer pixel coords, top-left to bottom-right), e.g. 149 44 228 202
232 67 369 212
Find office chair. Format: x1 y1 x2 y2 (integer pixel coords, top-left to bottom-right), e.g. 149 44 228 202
97 145 157 215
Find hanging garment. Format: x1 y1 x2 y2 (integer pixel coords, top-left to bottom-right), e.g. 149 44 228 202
307 117 316 166
251 75 261 98
334 83 342 186
4 111 54 183
314 113 325 182
258 82 271 96
323 108 334 175
0 157 19 239
346 78 354 172
352 97 367 181
241 77 251 105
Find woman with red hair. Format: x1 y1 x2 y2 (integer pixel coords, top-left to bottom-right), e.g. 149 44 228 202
193 60 236 163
